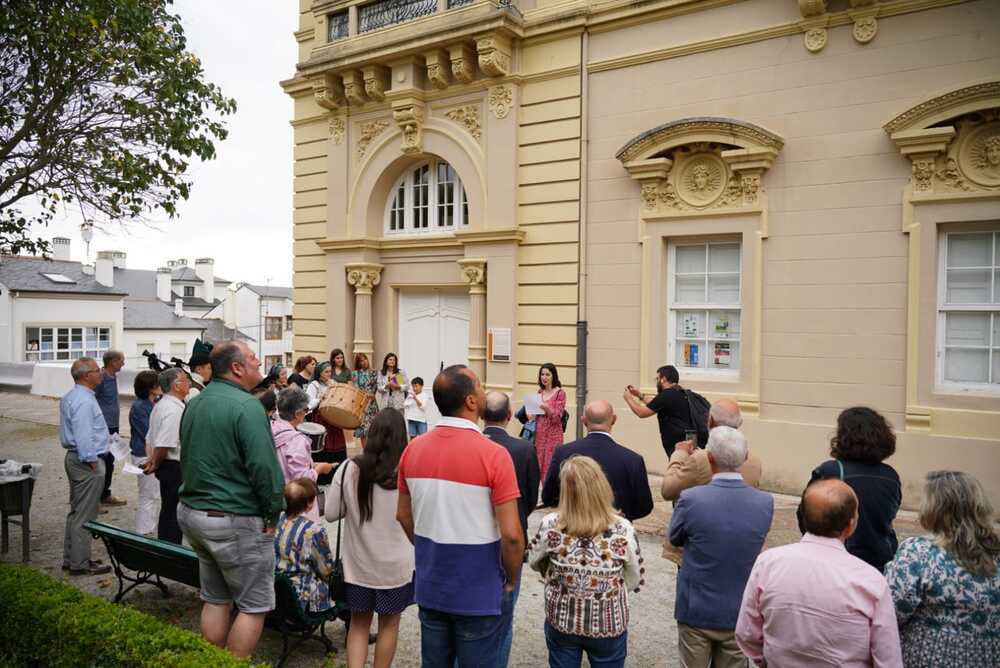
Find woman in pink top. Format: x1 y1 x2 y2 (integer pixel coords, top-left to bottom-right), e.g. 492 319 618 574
271 387 335 522
326 408 414 668
535 363 567 482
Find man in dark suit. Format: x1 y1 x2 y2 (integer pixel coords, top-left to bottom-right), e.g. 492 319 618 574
668 425 774 668
541 400 654 522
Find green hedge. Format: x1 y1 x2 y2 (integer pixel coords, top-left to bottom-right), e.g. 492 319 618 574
0 564 261 667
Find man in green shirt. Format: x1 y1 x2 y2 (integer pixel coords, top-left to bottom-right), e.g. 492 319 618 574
176 340 285 658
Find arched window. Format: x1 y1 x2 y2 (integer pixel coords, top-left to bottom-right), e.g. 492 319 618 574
386 159 469 234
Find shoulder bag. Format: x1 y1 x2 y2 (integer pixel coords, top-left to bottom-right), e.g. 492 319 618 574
330 461 348 602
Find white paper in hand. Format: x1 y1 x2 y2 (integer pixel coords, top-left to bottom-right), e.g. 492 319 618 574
109 432 130 462
121 461 145 475
522 393 544 416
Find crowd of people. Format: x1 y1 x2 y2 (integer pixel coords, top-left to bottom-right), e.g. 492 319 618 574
56 347 1000 667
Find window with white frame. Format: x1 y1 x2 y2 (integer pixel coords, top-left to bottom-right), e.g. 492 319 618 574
937 231 1000 389
24 326 111 362
668 241 742 375
386 159 468 234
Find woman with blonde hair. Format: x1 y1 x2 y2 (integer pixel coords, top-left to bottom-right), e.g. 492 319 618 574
529 456 643 668
884 471 1000 667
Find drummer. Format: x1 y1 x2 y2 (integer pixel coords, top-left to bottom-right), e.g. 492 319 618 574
305 362 347 484
271 387 335 522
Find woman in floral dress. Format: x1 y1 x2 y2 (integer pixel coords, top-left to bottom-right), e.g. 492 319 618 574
884 470 1000 667
351 352 379 448
534 363 567 483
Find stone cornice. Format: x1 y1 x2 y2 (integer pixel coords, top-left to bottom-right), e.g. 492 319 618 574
317 229 524 253
884 79 1000 134
616 117 784 163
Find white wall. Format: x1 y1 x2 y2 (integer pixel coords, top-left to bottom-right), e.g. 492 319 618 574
10 294 123 364
123 328 204 369
0 284 12 363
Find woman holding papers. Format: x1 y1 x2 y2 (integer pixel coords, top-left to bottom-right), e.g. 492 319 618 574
534 363 567 482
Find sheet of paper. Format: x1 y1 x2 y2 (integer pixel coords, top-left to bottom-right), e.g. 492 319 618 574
121 462 145 475
109 433 130 462
522 393 544 416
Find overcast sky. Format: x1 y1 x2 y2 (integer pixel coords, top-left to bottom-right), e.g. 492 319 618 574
29 0 298 286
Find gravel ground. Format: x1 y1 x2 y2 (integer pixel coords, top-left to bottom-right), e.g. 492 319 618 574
0 393 921 667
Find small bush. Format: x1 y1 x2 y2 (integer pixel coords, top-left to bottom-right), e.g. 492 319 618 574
0 564 261 667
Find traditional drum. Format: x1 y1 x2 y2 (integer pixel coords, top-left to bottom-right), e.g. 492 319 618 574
297 422 327 453
319 383 370 429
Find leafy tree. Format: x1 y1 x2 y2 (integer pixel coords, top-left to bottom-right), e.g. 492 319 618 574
0 0 236 256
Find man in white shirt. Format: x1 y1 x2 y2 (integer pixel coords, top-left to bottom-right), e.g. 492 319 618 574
143 367 190 543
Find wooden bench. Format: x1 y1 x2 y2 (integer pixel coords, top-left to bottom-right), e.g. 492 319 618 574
84 521 199 603
85 520 347 665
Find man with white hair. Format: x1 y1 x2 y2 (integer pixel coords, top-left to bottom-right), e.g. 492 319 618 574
661 398 762 502
668 426 774 668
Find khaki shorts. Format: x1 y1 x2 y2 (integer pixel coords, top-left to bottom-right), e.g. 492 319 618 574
177 504 275 613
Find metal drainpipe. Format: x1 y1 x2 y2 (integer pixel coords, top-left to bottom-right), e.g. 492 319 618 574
576 29 590 440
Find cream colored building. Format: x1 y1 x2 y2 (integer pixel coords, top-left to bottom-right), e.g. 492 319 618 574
282 0 1000 504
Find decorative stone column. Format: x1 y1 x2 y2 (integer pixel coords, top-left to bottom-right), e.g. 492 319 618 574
345 263 384 359
458 259 487 380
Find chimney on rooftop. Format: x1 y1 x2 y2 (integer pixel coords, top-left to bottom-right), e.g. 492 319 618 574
174 298 184 317
195 257 215 303
156 267 172 302
95 251 114 287
52 237 71 261
81 263 94 275
224 284 238 330
111 250 126 269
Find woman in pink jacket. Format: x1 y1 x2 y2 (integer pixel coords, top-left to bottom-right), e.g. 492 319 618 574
272 387 335 522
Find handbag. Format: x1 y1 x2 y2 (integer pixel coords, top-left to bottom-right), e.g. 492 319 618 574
329 462 348 602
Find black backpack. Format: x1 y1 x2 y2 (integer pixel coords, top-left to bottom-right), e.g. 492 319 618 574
682 387 711 448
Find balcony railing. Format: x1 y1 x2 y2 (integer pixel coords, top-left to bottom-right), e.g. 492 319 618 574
328 11 349 41
358 0 437 34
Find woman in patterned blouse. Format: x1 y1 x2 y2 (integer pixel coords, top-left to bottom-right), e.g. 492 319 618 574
529 456 644 668
274 478 337 613
884 471 1000 667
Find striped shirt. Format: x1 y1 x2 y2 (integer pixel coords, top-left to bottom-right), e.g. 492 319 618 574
397 418 520 616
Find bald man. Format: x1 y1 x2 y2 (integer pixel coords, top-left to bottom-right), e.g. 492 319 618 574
735 480 902 667
541 400 654 521
661 399 762 502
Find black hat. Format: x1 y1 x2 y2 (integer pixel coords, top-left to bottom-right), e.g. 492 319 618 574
189 338 212 368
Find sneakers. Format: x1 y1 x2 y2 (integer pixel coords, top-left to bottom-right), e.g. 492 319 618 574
64 560 111 576
100 495 127 507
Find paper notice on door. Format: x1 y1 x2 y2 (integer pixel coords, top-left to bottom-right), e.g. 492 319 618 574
522 393 544 416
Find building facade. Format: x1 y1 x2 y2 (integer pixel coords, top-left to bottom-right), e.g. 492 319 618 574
281 0 1000 503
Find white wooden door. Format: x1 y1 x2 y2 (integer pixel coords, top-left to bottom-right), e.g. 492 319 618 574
398 289 469 425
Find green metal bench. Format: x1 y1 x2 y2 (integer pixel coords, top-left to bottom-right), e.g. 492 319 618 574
267 572 348 667
84 520 199 603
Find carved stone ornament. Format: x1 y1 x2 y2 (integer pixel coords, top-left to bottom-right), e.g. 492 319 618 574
346 264 383 295
740 173 761 206
356 119 389 161
677 153 727 207
958 119 1000 187
445 105 482 141
893 111 1000 195
804 28 827 53
853 17 878 44
798 0 827 18
911 157 935 192
457 258 486 286
424 49 451 90
449 44 476 84
488 85 513 119
393 103 426 154
363 66 389 103
330 115 346 145
476 34 512 78
343 70 367 106
311 73 344 110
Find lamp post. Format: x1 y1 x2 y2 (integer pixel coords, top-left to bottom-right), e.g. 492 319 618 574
80 222 94 261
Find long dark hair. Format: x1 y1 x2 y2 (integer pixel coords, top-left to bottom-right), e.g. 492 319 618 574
354 408 408 523
537 362 561 389
381 352 399 376
329 348 349 373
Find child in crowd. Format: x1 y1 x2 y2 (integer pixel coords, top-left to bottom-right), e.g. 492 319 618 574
403 376 428 438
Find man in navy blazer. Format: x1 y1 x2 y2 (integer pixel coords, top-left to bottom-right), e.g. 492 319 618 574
668 425 773 668
541 400 654 521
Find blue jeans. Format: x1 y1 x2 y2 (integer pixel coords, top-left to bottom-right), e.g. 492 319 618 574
408 420 428 438
544 621 627 668
419 588 514 667
498 578 520 667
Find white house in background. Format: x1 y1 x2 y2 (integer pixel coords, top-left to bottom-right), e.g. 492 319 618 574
207 283 294 370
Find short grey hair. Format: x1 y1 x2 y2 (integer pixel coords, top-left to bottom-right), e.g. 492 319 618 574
709 401 743 429
277 387 310 421
71 357 98 381
706 426 748 472
158 368 185 394
103 350 124 365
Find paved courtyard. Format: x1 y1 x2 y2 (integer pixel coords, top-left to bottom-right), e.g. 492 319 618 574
0 391 920 666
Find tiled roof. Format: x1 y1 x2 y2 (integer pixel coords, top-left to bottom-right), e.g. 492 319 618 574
123 299 207 330
245 284 293 300
200 318 254 343
0 256 127 296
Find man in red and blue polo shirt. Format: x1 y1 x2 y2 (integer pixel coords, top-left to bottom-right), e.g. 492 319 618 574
397 365 525 667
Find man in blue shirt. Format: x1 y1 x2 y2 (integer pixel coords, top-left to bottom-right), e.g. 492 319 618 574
93 350 127 507
60 357 113 575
